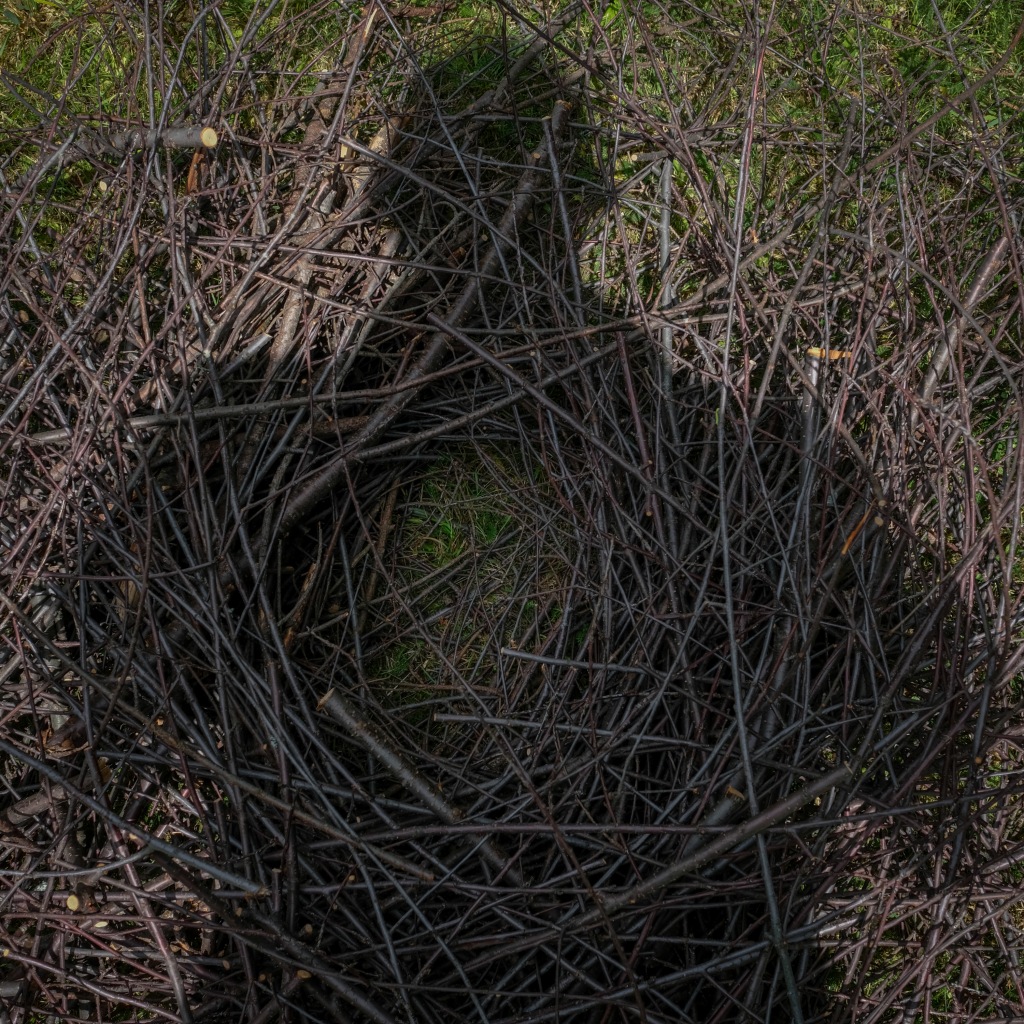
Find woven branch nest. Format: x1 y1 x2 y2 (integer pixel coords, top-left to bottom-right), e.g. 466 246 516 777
2 4 1024 1023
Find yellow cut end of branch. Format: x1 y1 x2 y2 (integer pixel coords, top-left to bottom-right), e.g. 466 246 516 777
806 347 853 360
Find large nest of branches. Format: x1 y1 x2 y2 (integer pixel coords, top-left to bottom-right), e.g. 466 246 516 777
3 2 1024 1022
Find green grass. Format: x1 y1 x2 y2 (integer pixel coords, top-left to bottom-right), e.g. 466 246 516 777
364 446 569 746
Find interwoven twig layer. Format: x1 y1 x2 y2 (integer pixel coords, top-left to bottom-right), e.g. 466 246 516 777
3 3 1024 1022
